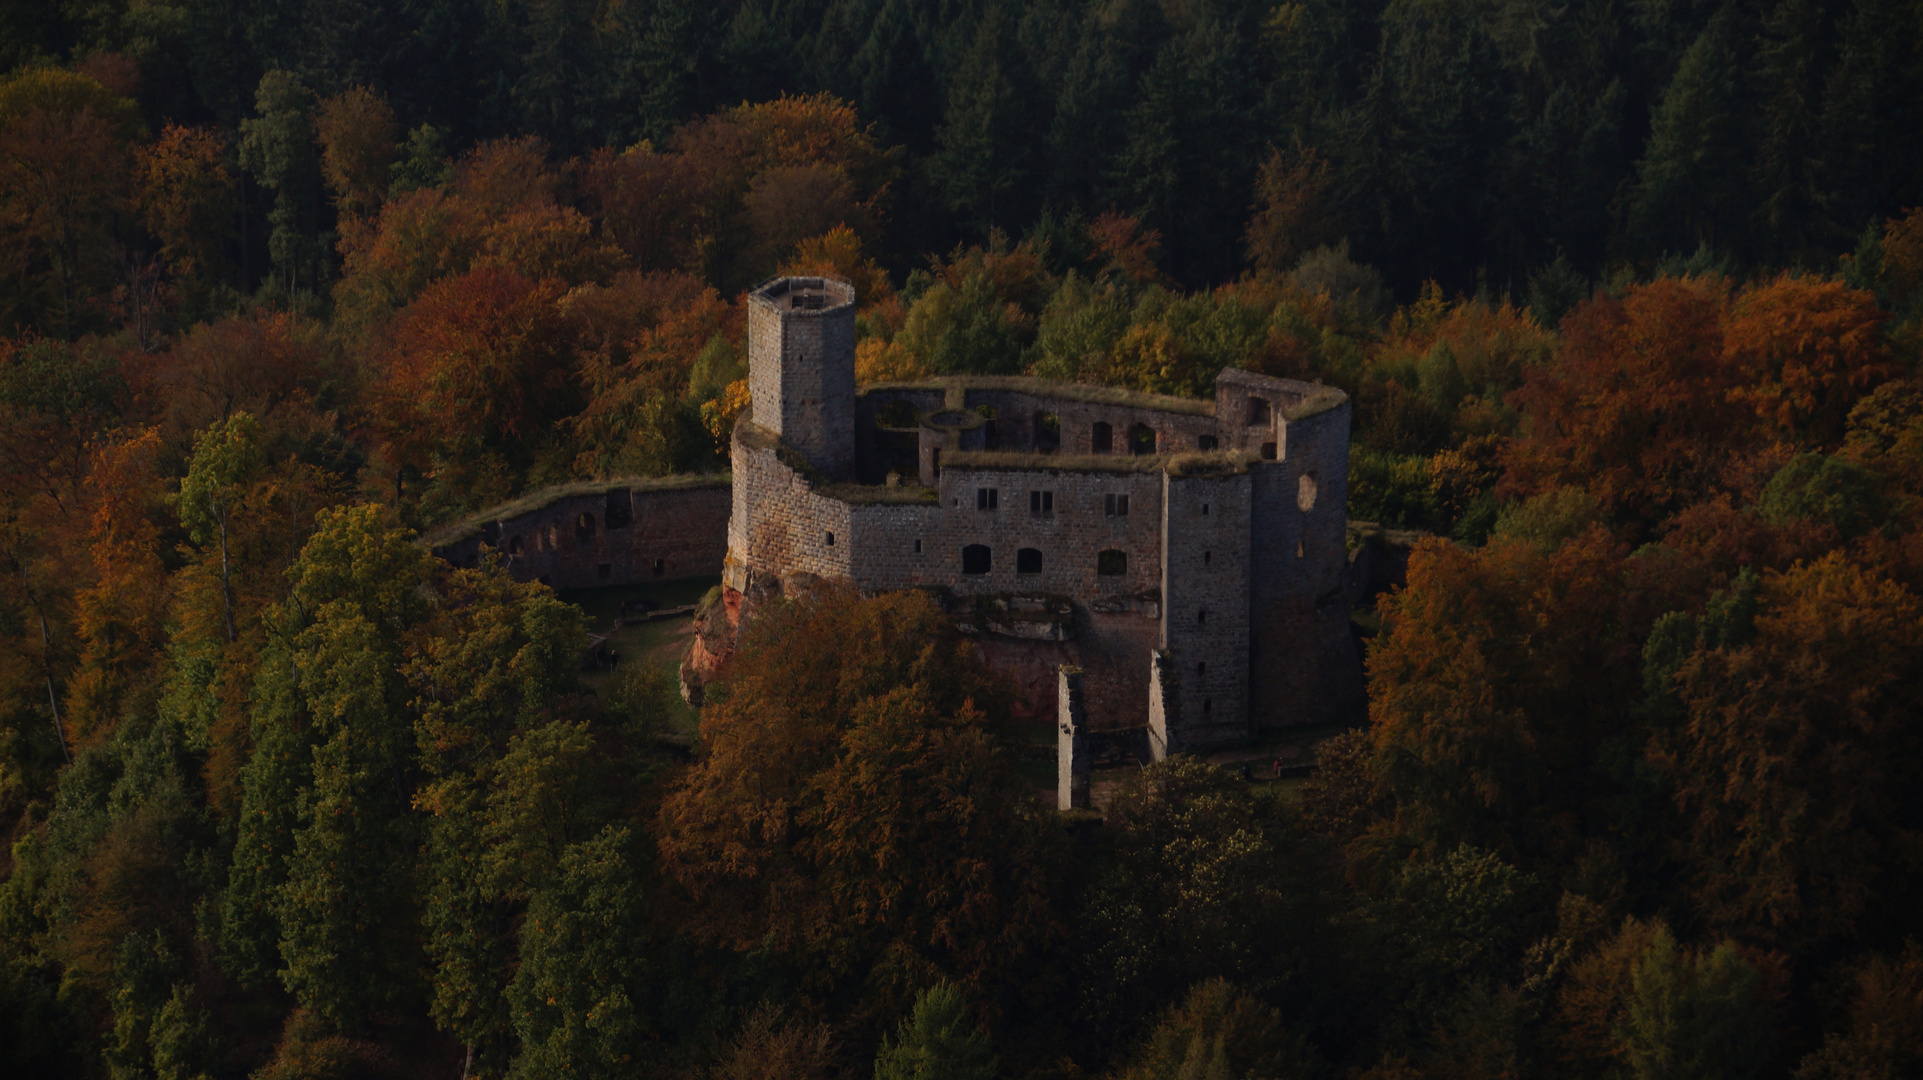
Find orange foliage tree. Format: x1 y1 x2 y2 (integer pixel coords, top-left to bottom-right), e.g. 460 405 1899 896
65 427 171 744
1368 530 1687 861
1653 554 1923 950
371 266 576 478
1723 274 1895 444
1503 277 1757 527
656 586 1061 1023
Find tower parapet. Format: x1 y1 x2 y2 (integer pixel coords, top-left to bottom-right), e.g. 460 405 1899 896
747 276 858 478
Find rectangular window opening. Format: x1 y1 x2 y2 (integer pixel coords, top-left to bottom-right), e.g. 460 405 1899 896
977 487 999 510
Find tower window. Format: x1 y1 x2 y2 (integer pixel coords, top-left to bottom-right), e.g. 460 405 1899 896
1029 490 1054 514
962 544 992 575
1197 661 1207 678
1203 699 1213 718
825 531 835 546
914 538 923 554
1197 608 1208 625
1202 503 1209 515
1097 550 1127 576
1092 421 1113 453
1204 551 1211 566
1104 493 1130 517
1016 548 1043 574
977 487 999 510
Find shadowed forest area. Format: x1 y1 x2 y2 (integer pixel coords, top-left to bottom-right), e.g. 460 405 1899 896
4 0 1923 1077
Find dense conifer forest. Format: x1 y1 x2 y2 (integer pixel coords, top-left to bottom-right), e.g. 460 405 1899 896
3 0 1923 1077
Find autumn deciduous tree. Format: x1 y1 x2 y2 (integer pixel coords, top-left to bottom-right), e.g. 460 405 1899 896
1723 275 1895 444
1245 145 1339 277
1651 554 1923 951
0 67 141 333
371 266 576 481
1504 277 1755 527
656 586 1058 1023
66 428 170 744
138 124 233 302
314 86 398 232
1368 532 1680 861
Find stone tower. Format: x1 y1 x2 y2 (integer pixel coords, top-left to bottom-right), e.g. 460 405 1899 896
747 276 858 478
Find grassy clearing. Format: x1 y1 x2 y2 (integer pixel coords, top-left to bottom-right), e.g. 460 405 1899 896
557 576 721 739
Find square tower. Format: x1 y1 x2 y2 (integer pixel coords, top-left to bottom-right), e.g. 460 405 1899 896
747 277 858 478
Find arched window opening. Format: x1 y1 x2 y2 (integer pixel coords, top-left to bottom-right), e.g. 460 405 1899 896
576 513 596 541
1128 423 1157 455
1247 398 1272 425
1016 548 1043 575
1298 472 1319 511
1097 549 1127 576
962 544 992 575
1033 411 1060 453
1091 421 1113 453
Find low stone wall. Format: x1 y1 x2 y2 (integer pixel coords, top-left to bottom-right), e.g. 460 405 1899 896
427 476 732 589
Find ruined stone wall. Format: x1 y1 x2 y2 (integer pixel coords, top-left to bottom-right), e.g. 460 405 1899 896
1157 469 1253 753
430 481 732 590
1248 400 1366 729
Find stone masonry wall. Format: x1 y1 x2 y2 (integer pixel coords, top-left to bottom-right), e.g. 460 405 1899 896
1248 400 1366 729
431 481 731 590
748 277 858 478
1157 469 1253 753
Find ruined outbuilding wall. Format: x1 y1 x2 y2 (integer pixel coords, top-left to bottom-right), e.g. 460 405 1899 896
430 479 732 590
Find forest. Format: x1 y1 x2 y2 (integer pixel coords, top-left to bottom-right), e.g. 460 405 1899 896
3 0 1923 1077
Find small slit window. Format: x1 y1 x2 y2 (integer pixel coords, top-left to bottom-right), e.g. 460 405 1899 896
1204 551 1211 565
1203 699 1213 718
1097 549 1127 576
962 544 992 575
1016 548 1043 575
825 531 835 546
1092 421 1113 453
576 513 596 541
1197 661 1207 678
652 558 665 577
1197 608 1208 625
914 538 923 554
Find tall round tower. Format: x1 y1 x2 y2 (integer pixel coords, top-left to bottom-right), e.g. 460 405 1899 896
746 276 857 478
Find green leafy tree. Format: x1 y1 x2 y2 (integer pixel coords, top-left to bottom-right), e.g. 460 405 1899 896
238 71 320 295
873 982 997 1080
507 826 653 1080
175 413 266 644
1629 17 1748 257
1620 928 1773 1080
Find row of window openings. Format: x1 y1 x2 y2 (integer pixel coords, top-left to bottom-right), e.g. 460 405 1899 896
930 545 1131 576
885 403 1274 456
973 488 1124 516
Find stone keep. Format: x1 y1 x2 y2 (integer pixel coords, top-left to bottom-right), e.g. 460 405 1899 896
747 277 858 479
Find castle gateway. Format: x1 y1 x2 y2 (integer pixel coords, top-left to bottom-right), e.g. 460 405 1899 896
704 276 1364 757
